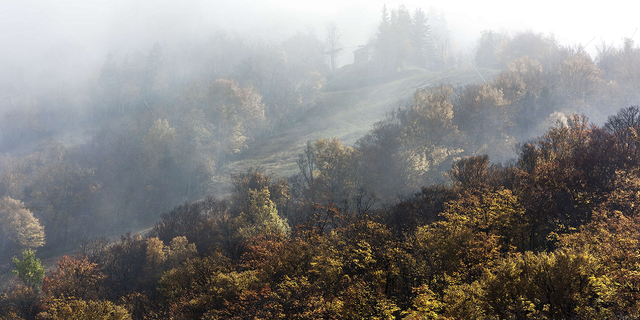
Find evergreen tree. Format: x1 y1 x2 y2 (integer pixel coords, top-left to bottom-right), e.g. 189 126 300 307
411 8 434 68
394 5 413 68
374 5 413 72
427 8 455 69
375 5 395 72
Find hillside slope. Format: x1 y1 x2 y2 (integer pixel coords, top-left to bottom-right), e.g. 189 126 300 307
212 65 500 196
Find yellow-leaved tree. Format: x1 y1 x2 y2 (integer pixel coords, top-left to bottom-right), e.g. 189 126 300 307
236 187 290 238
0 196 45 261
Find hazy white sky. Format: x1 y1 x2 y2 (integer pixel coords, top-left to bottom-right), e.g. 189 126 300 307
1 0 638 75
260 0 639 55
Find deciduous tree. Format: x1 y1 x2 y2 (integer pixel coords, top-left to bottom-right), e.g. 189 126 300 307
12 249 45 290
42 255 105 300
0 196 45 261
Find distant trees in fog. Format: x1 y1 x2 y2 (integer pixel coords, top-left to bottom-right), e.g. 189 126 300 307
2 28 640 262
0 29 332 261
4 18 640 318
295 32 640 206
5 14 640 320
374 5 453 72
324 21 343 78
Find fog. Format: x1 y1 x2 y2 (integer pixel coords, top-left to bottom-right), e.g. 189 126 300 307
2 0 640 255
1 0 638 176
3 0 637 83
4 2 640 315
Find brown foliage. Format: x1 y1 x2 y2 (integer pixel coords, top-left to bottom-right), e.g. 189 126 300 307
42 256 105 301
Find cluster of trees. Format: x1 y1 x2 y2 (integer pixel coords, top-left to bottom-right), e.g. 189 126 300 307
4 17 624 266
94 33 328 134
0 30 332 261
2 24 640 276
0 29 329 154
4 106 640 318
373 5 455 72
4 14 640 319
305 32 640 204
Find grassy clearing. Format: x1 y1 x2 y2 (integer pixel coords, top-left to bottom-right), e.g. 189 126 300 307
213 65 501 193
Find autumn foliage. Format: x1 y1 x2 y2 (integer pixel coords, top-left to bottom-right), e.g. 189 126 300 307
5 19 640 320
2 107 640 318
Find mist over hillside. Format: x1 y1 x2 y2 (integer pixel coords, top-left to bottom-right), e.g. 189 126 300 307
2 2 640 318
0 0 638 244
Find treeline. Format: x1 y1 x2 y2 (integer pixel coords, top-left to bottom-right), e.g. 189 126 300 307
4 106 640 319
292 33 640 205
2 8 640 318
1 24 640 275
0 30 329 256
373 5 454 71
0 5 457 260
0 30 328 153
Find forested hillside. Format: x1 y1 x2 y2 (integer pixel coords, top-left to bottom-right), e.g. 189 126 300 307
2 4 640 319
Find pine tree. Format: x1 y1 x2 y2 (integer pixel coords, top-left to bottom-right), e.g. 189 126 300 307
374 5 413 72
411 8 434 68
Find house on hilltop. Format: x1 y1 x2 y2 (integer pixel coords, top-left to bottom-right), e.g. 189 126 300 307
353 45 371 65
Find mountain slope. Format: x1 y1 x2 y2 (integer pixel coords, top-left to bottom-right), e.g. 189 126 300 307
211 65 501 196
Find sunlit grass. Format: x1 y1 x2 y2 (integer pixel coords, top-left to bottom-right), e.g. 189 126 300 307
217 65 501 190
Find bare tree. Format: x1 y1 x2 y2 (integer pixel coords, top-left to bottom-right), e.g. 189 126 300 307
325 21 342 77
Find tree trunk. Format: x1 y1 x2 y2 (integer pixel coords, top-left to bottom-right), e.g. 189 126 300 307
0 233 7 259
